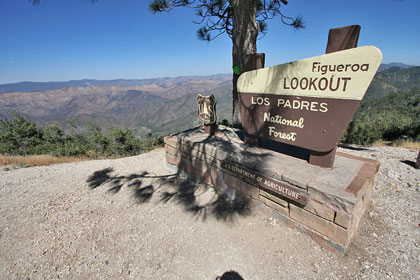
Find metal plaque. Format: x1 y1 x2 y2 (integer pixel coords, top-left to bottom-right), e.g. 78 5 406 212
221 160 308 205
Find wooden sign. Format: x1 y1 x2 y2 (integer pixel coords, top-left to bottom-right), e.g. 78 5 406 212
237 46 382 153
221 160 308 205
197 94 217 124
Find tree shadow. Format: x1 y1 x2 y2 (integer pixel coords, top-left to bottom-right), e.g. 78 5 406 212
87 167 114 189
87 168 174 202
157 174 250 222
86 164 250 222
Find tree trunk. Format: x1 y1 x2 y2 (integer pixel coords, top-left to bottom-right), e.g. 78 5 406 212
229 0 258 128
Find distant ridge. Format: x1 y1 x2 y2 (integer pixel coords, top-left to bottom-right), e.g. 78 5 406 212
2 63 418 94
0 74 231 94
378 63 415 72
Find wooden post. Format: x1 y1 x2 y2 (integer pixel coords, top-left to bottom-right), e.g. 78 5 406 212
325 25 361 54
204 123 217 136
243 53 265 146
309 25 361 168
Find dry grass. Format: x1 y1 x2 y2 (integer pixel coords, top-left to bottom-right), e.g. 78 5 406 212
371 139 390 147
391 140 420 150
372 139 420 150
0 155 89 168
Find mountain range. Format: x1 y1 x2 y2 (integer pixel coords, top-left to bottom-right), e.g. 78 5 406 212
0 74 232 136
365 65 420 100
0 74 231 95
0 64 419 137
378 62 415 72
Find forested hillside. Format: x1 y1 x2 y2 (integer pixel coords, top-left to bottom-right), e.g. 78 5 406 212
364 66 420 100
344 87 420 144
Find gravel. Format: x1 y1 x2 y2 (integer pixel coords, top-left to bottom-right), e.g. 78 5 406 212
0 146 419 279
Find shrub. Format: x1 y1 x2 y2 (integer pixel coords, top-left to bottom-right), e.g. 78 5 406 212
0 111 41 155
0 112 162 158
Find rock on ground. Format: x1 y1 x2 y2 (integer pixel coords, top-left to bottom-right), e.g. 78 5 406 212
0 146 419 279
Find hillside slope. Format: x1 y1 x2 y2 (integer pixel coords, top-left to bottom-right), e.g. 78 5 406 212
365 66 420 100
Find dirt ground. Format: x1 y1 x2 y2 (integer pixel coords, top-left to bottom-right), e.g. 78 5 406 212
0 146 419 279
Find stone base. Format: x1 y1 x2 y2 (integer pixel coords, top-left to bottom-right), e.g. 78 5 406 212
164 125 379 255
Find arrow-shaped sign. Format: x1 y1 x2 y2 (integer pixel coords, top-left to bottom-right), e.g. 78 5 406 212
237 46 382 152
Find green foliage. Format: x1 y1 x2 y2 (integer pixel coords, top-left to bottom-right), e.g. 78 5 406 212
0 112 41 155
149 0 303 41
219 119 232 127
85 121 110 155
41 124 65 144
0 112 162 158
344 88 420 145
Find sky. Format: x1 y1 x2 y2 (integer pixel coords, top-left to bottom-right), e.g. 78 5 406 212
0 0 419 84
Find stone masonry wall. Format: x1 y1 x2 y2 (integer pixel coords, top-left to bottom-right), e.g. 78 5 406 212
163 127 379 254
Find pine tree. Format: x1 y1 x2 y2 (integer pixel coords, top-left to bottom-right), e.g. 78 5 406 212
149 0 303 127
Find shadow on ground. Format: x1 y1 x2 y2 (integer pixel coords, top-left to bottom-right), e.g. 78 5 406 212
338 144 370 151
400 160 417 168
216 270 244 280
87 167 250 223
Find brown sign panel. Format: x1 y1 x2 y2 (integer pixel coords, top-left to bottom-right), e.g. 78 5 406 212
197 94 217 124
237 46 382 152
221 160 308 205
239 95 360 152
